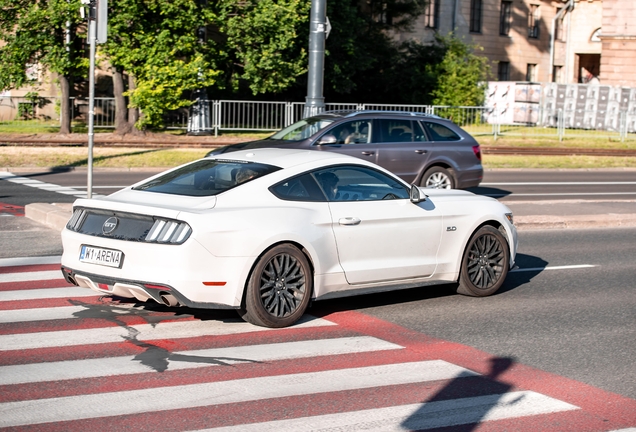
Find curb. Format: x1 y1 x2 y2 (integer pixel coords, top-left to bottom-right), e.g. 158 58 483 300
25 203 74 232
24 202 636 233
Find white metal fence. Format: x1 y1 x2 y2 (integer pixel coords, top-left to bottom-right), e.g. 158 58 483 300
1 96 635 142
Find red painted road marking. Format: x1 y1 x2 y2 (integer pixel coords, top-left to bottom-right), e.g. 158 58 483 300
0 202 24 216
0 263 635 431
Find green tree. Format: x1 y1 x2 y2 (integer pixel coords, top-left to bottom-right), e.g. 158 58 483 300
217 0 310 96
431 35 491 107
104 0 221 131
0 0 86 134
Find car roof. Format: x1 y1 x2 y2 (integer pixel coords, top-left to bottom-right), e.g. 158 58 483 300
314 110 445 121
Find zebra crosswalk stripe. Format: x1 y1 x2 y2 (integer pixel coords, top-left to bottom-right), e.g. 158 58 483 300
5 257 636 431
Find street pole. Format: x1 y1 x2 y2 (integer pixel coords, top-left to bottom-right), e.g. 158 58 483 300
81 0 107 198
86 9 96 198
303 0 328 118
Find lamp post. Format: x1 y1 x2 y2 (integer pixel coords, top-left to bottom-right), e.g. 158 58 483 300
303 0 329 118
188 0 211 135
80 0 107 198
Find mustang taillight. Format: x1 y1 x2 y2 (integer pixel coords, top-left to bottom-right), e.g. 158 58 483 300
67 208 87 231
472 145 482 161
145 219 192 244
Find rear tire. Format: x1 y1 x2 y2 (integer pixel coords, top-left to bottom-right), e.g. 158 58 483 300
239 244 312 328
421 167 455 189
457 226 509 297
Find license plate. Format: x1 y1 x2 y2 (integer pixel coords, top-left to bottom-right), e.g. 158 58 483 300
79 245 124 268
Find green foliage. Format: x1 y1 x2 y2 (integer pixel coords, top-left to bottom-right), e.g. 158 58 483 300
104 0 222 129
218 0 310 95
431 35 491 107
128 55 219 128
0 0 86 90
15 92 51 120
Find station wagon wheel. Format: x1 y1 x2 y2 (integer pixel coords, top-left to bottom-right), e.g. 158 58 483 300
457 225 509 297
239 244 312 328
422 167 454 189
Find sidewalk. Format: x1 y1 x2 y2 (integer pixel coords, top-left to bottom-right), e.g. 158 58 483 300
24 199 636 232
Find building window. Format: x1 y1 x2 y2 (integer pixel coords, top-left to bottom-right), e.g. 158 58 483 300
526 64 537 82
498 62 510 81
528 4 540 38
425 0 440 29
555 7 565 41
375 2 392 25
553 66 563 83
500 1 512 36
470 0 482 33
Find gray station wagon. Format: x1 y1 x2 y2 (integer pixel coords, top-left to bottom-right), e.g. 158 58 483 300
206 110 483 189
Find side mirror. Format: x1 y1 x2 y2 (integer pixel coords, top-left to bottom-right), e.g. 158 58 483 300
317 134 337 145
410 184 427 203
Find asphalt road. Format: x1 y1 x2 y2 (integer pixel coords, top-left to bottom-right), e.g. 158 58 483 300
1 217 634 407
320 227 636 401
2 167 636 204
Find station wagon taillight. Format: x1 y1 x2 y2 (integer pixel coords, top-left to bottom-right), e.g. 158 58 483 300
472 145 482 161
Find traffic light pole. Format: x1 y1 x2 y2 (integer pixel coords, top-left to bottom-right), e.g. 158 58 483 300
303 0 328 118
86 18 96 198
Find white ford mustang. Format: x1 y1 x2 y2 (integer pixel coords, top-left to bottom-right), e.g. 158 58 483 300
61 148 517 328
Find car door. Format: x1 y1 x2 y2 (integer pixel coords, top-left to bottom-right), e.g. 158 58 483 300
374 119 433 183
313 165 443 285
314 119 380 165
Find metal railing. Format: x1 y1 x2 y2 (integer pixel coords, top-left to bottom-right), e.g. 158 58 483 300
1 96 635 142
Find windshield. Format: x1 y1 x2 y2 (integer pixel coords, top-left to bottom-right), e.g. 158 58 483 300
270 117 335 141
132 159 281 197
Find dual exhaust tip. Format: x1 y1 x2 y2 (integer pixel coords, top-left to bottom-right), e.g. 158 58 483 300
159 293 180 307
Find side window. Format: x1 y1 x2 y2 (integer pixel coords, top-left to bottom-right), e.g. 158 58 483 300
324 120 371 144
422 122 461 141
376 119 416 143
270 173 326 202
313 165 409 202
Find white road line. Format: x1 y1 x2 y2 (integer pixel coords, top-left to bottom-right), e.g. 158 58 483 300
0 305 88 324
0 336 403 385
0 316 336 351
0 287 97 301
0 173 102 198
0 256 60 267
488 192 636 197
0 270 62 283
511 264 596 273
200 391 579 432
0 360 476 428
482 182 636 186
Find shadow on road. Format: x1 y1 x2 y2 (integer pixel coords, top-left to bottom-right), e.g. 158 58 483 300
401 357 515 431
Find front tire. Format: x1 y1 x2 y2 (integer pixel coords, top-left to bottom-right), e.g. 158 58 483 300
457 226 509 297
239 244 312 328
421 167 455 189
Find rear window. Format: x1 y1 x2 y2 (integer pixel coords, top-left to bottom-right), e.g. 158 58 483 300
132 159 281 196
422 122 461 141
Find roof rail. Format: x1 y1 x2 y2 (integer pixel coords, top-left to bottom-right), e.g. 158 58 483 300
322 109 443 119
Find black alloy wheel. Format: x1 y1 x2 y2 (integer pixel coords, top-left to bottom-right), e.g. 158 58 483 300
457 225 509 297
239 244 312 328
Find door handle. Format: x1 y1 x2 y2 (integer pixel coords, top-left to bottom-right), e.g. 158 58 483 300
339 217 361 226
415 149 428 154
360 151 375 156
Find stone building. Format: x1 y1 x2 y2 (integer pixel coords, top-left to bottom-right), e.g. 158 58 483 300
397 0 635 87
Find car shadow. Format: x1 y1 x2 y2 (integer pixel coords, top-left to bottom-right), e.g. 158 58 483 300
313 253 548 314
466 186 512 199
